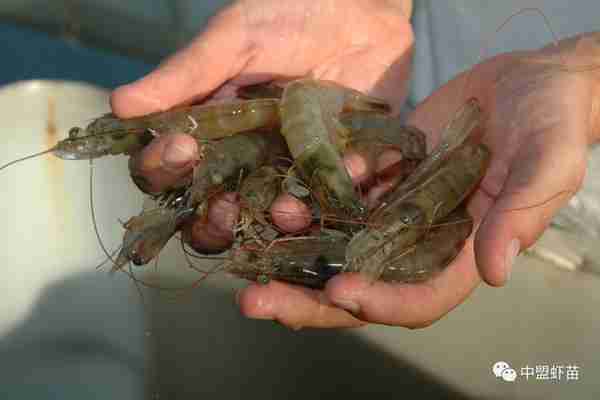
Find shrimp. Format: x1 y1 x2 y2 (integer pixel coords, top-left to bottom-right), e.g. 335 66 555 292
108 93 483 280
224 207 472 289
238 165 283 227
376 207 473 283
237 81 284 100
186 129 289 207
0 79 390 172
58 99 282 159
340 111 427 162
240 82 427 162
112 190 194 272
111 130 290 270
0 99 282 171
176 99 485 287
344 99 489 280
279 79 389 219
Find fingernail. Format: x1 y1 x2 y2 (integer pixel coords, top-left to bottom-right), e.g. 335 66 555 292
505 238 521 282
331 298 361 314
162 142 193 171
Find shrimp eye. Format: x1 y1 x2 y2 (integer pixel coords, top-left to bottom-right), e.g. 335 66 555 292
68 127 82 139
400 203 423 225
257 274 271 285
129 250 145 266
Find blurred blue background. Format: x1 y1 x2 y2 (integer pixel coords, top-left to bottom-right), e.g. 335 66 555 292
0 22 152 88
0 0 231 88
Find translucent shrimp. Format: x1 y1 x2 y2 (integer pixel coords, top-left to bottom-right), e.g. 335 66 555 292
224 207 472 289
111 130 290 271
344 99 489 280
279 79 390 219
112 191 194 272
0 99 281 171
340 111 427 162
187 129 289 207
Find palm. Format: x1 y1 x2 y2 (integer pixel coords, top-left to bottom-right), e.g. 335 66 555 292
111 0 413 117
409 42 596 290
111 0 598 329
225 0 413 105
237 38 599 329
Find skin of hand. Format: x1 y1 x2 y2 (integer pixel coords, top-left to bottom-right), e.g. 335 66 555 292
111 0 600 329
112 0 414 253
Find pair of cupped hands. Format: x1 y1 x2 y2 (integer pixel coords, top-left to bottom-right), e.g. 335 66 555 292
110 0 600 329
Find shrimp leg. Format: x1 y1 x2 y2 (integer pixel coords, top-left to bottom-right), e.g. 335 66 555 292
225 207 472 289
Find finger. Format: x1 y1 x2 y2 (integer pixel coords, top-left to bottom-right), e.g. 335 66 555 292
474 122 588 286
270 194 312 233
365 157 421 209
111 4 251 117
236 280 365 329
343 150 374 186
183 192 240 254
325 238 480 328
129 134 198 193
401 53 520 288
267 149 397 234
365 171 404 209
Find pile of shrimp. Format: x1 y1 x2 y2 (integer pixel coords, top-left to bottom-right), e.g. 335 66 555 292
1 78 490 290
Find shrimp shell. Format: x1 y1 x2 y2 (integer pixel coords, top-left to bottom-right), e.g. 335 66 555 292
279 79 389 218
225 207 472 288
345 142 490 280
55 99 281 160
187 130 289 207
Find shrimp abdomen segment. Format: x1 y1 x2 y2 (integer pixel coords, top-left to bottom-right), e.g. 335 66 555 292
379 207 473 283
280 80 366 217
346 143 490 280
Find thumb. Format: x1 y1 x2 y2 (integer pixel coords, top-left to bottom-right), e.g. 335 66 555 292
111 4 251 117
474 122 588 286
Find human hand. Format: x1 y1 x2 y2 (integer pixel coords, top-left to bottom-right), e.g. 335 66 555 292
234 33 600 329
111 0 413 252
240 32 600 329
111 0 599 329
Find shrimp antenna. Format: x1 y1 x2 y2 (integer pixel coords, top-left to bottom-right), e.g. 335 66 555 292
89 158 119 267
93 245 122 270
0 147 56 172
460 7 560 106
128 262 147 307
